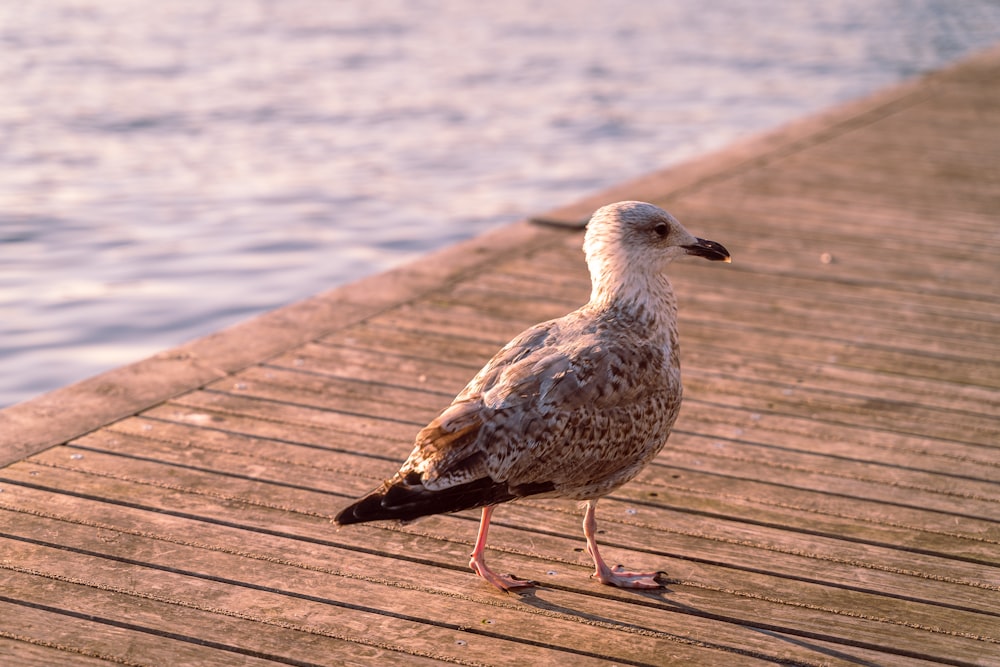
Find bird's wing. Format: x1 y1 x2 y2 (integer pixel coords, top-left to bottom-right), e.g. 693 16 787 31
336 315 673 523
406 315 667 490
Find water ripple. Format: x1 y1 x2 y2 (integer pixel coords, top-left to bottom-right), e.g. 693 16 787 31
1 0 999 407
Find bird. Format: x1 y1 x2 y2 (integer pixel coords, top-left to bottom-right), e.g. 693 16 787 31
334 200 731 591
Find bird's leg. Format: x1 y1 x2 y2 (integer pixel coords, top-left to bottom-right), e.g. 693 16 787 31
583 499 665 589
468 505 534 591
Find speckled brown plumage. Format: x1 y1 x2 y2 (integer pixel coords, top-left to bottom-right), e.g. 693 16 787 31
335 200 730 590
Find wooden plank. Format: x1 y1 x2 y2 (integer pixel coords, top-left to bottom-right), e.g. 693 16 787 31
444 265 999 363
0 469 990 667
248 333 1000 461
0 503 951 667
349 284 1000 408
0 570 475 667
185 363 999 523
0 516 805 667
79 414 1000 541
63 422 1000 566
359 295 1000 390
0 481 912 667
130 371 995 566
0 635 123 667
128 399 999 499
470 256 1000 334
13 443 997 612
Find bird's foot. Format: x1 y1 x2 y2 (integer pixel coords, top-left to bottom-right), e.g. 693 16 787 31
470 557 535 592
593 564 666 589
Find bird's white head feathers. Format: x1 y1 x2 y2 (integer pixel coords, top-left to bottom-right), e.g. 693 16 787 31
583 201 730 309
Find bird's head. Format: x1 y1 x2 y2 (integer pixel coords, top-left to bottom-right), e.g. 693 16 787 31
583 201 730 293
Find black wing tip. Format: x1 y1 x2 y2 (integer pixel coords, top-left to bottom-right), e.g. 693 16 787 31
333 491 386 525
332 508 359 526
335 475 542 526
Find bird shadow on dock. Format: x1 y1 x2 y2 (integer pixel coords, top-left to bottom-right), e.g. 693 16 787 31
504 581 677 633
511 584 883 667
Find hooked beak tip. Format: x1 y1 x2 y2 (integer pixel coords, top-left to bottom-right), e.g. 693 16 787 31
684 238 731 263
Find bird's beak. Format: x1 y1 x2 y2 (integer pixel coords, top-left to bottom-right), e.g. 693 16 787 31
683 238 731 263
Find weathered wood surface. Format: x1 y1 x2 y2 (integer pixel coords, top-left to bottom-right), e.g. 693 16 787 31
2 46 999 666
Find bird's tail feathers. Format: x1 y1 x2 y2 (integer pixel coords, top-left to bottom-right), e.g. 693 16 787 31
334 475 554 525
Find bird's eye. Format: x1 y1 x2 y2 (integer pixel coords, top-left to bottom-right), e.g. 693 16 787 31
653 222 669 238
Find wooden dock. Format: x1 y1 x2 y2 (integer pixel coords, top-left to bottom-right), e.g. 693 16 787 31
2 46 998 667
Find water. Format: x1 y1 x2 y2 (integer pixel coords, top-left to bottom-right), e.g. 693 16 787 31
2 1 999 409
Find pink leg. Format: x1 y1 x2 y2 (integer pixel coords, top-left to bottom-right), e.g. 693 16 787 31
583 499 664 589
468 505 534 591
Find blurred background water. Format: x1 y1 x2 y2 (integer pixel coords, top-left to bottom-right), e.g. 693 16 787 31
2 0 999 408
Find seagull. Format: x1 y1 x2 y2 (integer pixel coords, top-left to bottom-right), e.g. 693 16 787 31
335 201 730 591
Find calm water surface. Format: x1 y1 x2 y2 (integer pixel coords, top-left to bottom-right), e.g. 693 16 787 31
2 1 999 407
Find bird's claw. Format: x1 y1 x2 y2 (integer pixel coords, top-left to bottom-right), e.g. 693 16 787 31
593 564 667 589
481 570 536 592
470 557 535 592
